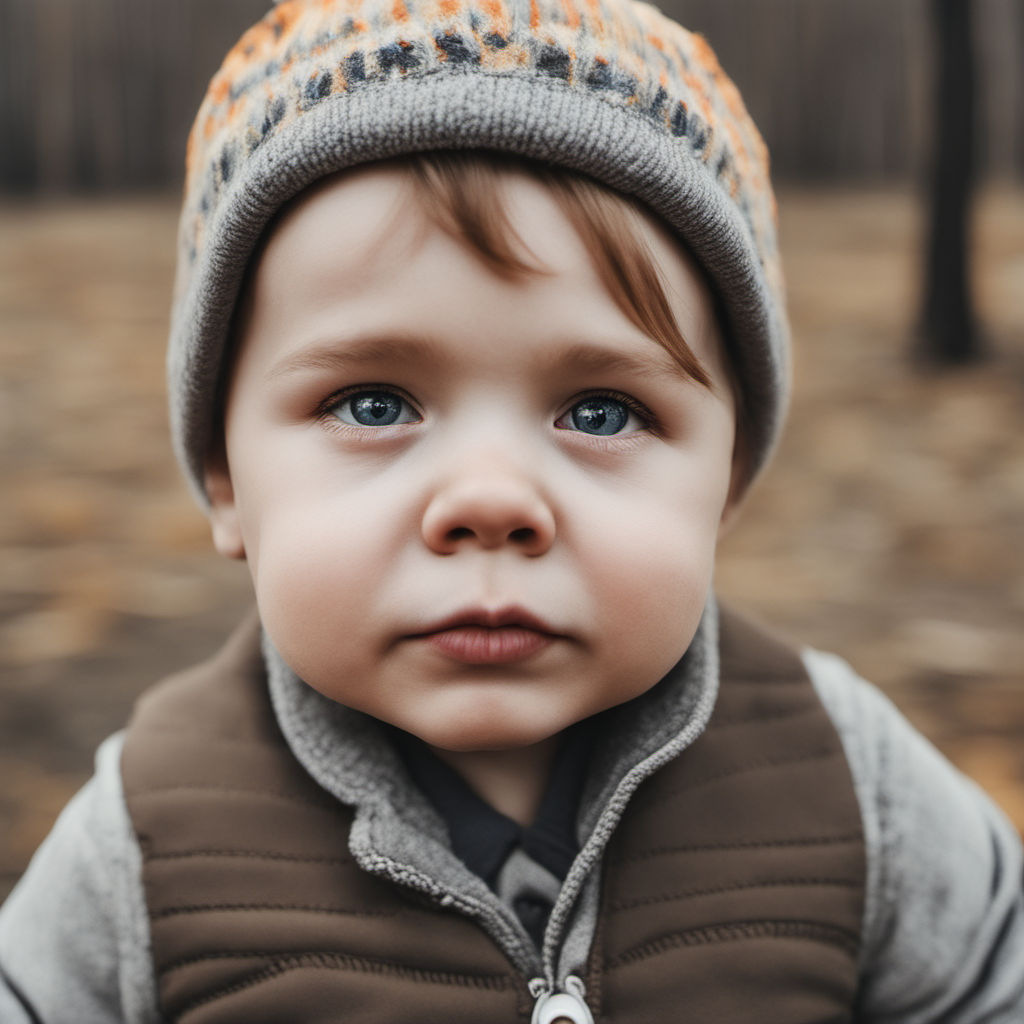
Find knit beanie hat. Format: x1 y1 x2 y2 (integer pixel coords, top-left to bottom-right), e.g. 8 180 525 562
169 0 788 501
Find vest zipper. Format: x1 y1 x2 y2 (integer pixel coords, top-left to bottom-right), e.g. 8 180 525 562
529 975 595 1024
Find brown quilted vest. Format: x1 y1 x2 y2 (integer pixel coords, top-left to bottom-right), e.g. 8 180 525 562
122 609 865 1023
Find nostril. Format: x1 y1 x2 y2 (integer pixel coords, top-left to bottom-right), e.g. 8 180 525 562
424 487 556 554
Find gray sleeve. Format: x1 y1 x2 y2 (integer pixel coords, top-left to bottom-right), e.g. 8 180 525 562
0 733 160 1024
805 647 1024 1023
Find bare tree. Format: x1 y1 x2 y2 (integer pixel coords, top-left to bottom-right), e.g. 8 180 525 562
919 0 981 364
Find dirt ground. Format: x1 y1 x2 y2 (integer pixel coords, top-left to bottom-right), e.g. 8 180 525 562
2 187 1023 900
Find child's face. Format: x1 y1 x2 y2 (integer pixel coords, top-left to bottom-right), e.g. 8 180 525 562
207 162 738 753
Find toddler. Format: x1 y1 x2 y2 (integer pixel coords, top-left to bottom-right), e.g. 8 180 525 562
1 0 1022 1021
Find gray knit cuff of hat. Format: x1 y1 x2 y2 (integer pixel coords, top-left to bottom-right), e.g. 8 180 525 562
169 0 790 504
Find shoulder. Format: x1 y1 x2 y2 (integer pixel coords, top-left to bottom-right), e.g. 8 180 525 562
0 733 159 1024
0 614 266 1024
802 647 1024 1022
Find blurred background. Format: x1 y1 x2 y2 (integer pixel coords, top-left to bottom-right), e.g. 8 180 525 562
1 0 1022 899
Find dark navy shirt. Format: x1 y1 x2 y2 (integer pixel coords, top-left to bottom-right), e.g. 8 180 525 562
390 722 595 944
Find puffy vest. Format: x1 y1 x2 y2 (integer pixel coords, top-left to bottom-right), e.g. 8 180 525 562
122 609 865 1023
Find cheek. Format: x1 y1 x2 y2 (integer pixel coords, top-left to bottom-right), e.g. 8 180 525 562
236 487 406 668
577 479 724 677
592 515 715 631
234 437 411 581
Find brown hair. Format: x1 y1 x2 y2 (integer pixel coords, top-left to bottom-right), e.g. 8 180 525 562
406 149 714 390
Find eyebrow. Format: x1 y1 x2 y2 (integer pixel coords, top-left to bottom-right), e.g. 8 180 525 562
265 334 453 381
266 333 704 388
539 342 705 388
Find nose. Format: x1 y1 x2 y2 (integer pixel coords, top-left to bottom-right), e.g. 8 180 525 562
421 467 556 556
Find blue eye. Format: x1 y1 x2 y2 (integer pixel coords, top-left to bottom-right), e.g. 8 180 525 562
564 396 632 436
331 390 418 427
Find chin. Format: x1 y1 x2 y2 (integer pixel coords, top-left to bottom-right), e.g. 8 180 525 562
409 707 567 753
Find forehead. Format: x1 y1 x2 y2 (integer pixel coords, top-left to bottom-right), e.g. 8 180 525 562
234 161 728 389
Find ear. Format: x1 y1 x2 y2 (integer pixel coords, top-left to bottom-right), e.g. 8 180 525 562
718 490 744 539
717 430 750 539
204 451 246 560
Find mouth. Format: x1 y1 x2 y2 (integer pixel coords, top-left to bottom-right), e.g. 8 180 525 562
408 606 562 665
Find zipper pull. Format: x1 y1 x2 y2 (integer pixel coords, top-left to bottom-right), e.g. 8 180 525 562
530 975 595 1024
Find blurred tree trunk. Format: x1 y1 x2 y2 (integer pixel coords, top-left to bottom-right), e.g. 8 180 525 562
919 0 980 364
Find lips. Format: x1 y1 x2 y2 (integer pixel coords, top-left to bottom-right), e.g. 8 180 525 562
409 606 560 665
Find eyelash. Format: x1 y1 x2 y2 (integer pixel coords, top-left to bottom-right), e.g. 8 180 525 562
559 389 659 433
315 384 421 425
315 386 659 434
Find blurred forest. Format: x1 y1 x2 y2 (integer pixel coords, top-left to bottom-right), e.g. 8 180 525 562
1 0 1022 901
2 0 1023 190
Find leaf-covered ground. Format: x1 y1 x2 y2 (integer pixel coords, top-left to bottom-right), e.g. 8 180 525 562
2 188 1022 898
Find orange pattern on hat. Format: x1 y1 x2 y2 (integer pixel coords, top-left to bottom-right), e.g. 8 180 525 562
181 0 778 299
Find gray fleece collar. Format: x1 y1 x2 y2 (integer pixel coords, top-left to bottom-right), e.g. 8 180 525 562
264 593 719 986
